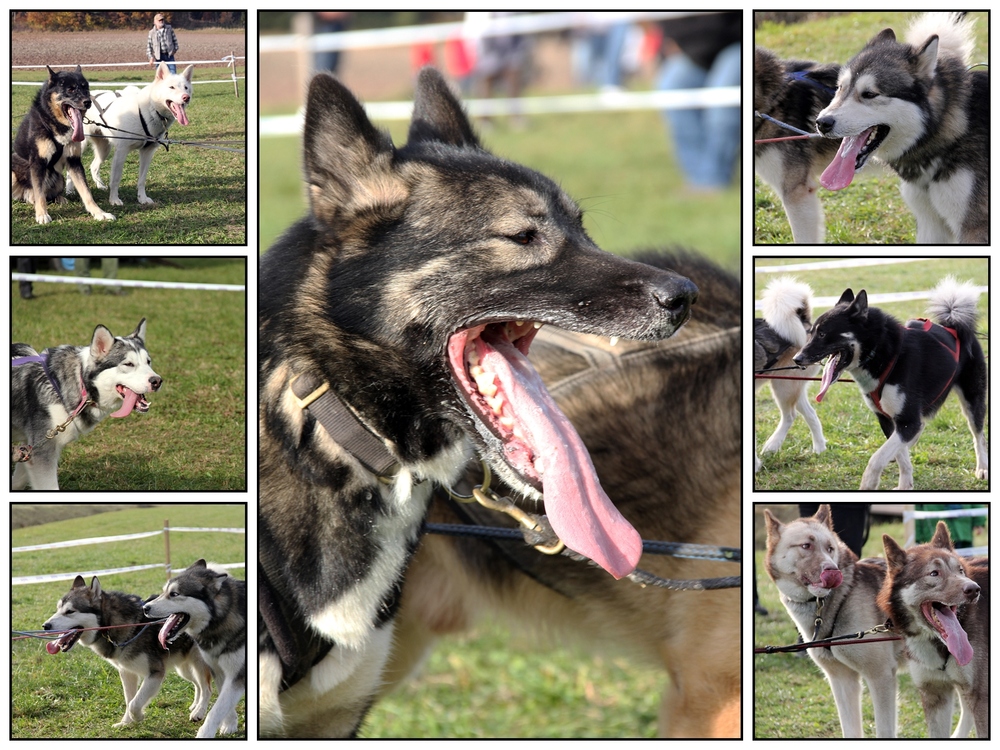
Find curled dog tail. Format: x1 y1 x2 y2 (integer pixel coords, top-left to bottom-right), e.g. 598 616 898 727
760 276 814 348
906 12 976 66
927 276 981 334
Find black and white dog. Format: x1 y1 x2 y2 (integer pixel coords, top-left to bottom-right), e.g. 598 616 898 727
794 278 988 489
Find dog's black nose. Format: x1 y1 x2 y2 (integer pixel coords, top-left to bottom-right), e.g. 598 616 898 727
792 352 810 366
149 376 163 392
652 275 699 327
816 116 834 135
42 622 53 631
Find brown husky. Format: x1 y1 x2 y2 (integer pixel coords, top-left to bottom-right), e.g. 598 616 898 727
880 522 989 738
763 505 903 737
383 251 741 738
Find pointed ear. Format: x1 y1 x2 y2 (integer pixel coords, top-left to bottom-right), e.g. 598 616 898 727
302 73 407 228
130 318 147 344
914 34 940 80
815 504 834 529
763 509 783 541
931 521 954 550
837 288 855 305
91 325 115 359
72 575 87 589
408 67 480 148
849 289 869 319
869 28 897 48
882 533 907 571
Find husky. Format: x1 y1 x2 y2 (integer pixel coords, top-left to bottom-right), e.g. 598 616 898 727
383 251 741 738
754 46 841 243
42 575 212 728
11 319 162 491
815 13 988 243
879 522 988 737
144 560 247 738
74 62 194 206
258 67 699 737
11 64 115 224
763 505 904 738
793 278 988 490
754 276 826 472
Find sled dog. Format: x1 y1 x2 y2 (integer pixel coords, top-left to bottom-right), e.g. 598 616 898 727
12 64 115 224
257 67 699 736
879 522 989 738
77 62 194 205
11 319 162 490
763 505 903 737
42 575 211 727
816 13 988 243
793 278 987 489
754 276 826 472
144 560 246 737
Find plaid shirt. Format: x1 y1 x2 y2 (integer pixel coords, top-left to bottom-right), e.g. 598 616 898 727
147 24 179 59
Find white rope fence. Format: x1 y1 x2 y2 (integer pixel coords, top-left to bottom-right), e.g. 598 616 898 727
12 274 244 292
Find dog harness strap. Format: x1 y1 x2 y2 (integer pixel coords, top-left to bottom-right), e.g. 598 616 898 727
291 372 399 477
867 354 898 418
905 318 961 406
138 107 168 151
12 353 64 402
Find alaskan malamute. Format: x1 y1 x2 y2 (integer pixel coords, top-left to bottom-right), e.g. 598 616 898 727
43 575 211 727
816 12 988 243
11 318 162 490
144 560 246 738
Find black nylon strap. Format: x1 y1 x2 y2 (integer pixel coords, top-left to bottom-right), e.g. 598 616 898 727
290 372 398 477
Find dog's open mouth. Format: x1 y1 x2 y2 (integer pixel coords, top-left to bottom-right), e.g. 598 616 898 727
820 124 890 191
47 627 83 654
111 385 151 418
814 352 850 403
447 321 641 579
167 100 189 126
62 104 86 143
921 600 974 666
157 613 190 649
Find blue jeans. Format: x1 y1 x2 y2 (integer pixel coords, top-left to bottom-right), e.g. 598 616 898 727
156 54 177 74
657 42 740 188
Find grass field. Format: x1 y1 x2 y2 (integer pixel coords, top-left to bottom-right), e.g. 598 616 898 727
753 504 988 738
260 109 740 267
11 68 246 244
754 11 990 244
11 504 246 739
11 257 246 491
754 257 989 491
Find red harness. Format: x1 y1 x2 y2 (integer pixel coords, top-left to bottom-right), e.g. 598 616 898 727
868 319 960 418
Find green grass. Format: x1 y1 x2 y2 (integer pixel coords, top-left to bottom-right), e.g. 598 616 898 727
12 258 246 490
11 504 246 739
12 66 246 244
754 257 989 491
260 109 740 267
753 11 990 243
753 506 988 737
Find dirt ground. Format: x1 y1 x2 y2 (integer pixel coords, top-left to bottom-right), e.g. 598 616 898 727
11 29 246 70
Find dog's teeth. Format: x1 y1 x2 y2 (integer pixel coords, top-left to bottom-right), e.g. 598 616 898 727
486 394 504 414
474 370 497 398
499 415 515 430
533 321 542 329
609 336 619 347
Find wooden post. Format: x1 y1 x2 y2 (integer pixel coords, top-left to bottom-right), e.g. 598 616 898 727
231 49 240 98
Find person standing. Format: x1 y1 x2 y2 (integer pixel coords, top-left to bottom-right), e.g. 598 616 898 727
147 13 179 74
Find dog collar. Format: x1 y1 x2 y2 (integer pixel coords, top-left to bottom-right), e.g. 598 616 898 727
289 372 399 478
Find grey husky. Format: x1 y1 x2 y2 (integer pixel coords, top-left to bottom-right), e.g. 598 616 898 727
763 505 904 738
42 575 211 728
258 67 698 737
880 522 988 738
74 62 194 206
11 319 162 490
816 12 988 243
144 560 246 738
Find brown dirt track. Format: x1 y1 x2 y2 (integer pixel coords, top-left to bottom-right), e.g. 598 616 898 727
12 29 245 70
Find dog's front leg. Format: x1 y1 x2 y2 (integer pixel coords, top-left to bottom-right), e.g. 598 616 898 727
135 143 161 204
860 432 905 490
66 156 115 221
114 669 142 726
28 163 52 224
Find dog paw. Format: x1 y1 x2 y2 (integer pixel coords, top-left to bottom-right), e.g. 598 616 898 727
35 213 53 225
976 468 988 480
109 196 123 206
93 212 116 221
138 196 154 205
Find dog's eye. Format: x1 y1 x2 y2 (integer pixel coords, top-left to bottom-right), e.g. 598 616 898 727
801 542 811 550
929 570 939 577
508 230 536 246
861 91 878 100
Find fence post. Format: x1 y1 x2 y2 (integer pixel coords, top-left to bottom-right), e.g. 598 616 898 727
164 519 171 581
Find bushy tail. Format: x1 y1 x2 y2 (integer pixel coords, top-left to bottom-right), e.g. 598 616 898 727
761 276 814 347
906 12 976 65
927 276 981 334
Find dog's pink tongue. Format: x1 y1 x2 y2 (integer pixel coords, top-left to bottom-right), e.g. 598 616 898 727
925 603 974 666
820 568 843 588
170 102 189 125
816 354 841 403
820 128 874 190
111 388 140 418
480 337 641 579
69 106 84 142
157 614 183 650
